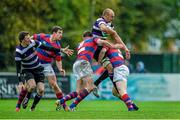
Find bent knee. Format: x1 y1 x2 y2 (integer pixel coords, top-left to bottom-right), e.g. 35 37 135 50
38 88 44 96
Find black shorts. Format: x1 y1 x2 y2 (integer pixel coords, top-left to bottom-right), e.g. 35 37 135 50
22 66 45 83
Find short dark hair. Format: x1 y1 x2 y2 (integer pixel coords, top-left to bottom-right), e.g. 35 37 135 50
51 26 63 33
18 31 29 42
83 31 93 37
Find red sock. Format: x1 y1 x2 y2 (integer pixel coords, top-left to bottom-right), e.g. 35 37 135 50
121 94 133 110
16 88 27 108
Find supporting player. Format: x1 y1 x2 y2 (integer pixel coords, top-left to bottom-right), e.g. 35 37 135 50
21 26 73 111
15 31 61 112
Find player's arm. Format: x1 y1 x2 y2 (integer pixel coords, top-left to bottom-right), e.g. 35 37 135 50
15 60 24 92
98 47 107 64
34 40 60 52
31 34 42 41
61 45 74 57
96 38 123 49
56 60 66 76
54 51 65 76
99 24 130 59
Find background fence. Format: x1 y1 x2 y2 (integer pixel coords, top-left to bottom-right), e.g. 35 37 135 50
0 73 70 99
1 72 180 101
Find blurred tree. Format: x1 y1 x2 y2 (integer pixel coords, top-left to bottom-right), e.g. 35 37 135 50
0 0 179 71
117 0 178 53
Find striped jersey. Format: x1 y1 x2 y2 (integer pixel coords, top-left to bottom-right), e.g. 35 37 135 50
77 37 99 62
92 17 114 38
105 47 125 68
33 33 61 64
15 40 42 69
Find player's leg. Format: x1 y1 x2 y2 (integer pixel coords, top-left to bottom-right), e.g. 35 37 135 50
55 60 83 111
30 81 44 111
15 84 27 111
94 70 109 86
93 58 111 87
92 61 113 98
69 75 95 111
42 64 67 110
30 67 45 111
113 65 139 111
58 79 82 104
55 79 81 111
22 78 36 109
47 74 68 110
42 64 66 103
21 71 36 109
68 60 94 110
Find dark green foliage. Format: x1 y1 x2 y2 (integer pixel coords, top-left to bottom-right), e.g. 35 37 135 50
0 0 178 70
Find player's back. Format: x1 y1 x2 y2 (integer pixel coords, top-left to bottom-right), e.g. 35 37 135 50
106 48 124 68
77 37 99 62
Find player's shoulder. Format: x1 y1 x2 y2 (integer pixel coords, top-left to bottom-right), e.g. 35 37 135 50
15 45 21 51
97 17 105 22
37 33 50 38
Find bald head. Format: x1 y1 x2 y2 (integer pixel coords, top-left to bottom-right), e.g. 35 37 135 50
102 8 115 22
102 8 114 16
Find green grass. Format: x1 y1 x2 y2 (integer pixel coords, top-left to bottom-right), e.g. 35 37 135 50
0 99 180 119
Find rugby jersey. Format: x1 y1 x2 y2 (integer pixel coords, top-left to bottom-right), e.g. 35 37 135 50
15 39 60 82
77 37 99 63
105 47 125 68
15 40 41 70
92 17 114 38
33 33 61 64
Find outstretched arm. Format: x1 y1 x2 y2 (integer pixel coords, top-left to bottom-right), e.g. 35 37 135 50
39 44 60 53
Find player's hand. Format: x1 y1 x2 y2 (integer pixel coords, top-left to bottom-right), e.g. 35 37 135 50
60 68 66 77
125 50 130 60
62 45 74 56
17 82 25 93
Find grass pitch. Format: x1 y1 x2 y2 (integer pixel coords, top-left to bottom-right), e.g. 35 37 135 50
0 99 180 119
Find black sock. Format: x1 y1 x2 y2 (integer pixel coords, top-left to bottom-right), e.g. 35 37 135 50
109 73 119 94
108 73 113 81
26 92 32 99
31 94 42 109
94 70 109 86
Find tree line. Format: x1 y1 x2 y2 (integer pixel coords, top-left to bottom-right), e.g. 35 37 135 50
0 0 179 70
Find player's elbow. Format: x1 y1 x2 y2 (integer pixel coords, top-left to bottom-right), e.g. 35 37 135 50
110 30 117 36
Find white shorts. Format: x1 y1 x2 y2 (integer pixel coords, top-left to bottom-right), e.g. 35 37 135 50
41 64 55 76
113 65 129 82
73 59 93 81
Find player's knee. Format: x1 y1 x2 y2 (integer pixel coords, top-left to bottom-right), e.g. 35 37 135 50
86 85 94 92
53 84 61 92
49 81 56 88
106 65 113 73
37 88 44 96
28 84 36 91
